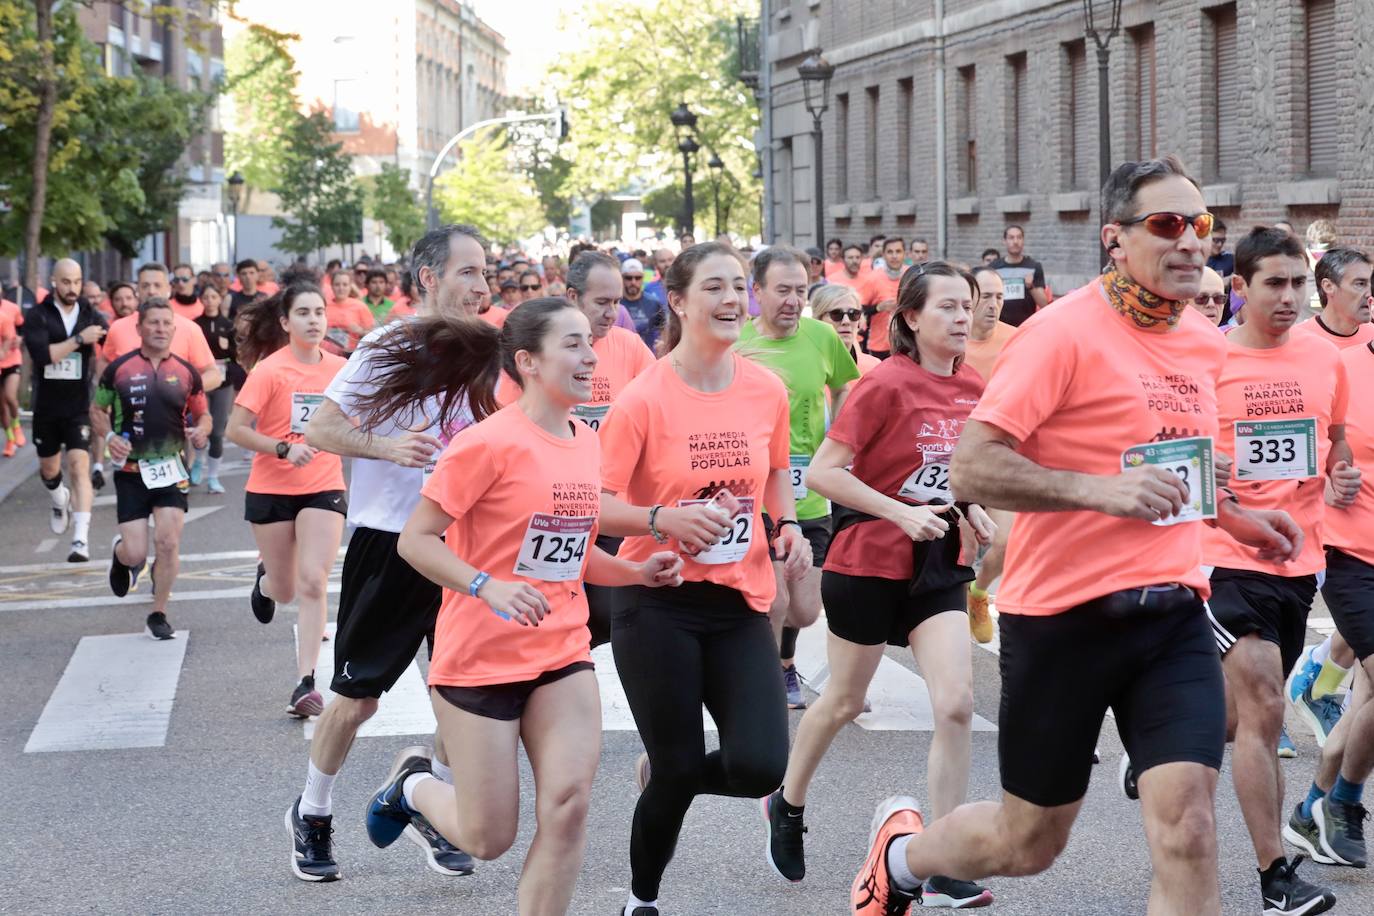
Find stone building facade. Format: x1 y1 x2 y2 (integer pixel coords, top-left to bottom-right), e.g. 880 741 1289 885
763 0 1374 293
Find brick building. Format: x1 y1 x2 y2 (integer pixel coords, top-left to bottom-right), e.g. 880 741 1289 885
762 0 1374 294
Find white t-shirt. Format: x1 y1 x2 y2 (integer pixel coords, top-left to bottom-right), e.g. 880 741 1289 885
58 303 79 336
323 323 473 533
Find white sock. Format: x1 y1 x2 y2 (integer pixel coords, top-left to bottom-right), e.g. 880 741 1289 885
624 895 657 915
402 772 436 809
93 462 103 474
300 760 336 816
72 511 91 544
207 455 221 477
1312 637 1332 666
886 834 922 891
50 483 69 508
431 757 453 785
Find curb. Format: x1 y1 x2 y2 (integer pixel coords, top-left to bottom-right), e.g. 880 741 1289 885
0 419 40 506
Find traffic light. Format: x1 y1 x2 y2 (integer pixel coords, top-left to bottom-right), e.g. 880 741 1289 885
556 108 570 140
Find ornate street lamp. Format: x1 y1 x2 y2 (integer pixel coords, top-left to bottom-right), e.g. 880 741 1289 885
798 51 835 248
1083 0 1123 266
669 102 700 238
227 171 245 264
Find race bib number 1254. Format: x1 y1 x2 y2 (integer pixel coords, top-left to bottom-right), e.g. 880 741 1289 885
514 514 595 582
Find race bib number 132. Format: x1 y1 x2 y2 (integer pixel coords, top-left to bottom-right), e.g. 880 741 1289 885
1121 436 1216 526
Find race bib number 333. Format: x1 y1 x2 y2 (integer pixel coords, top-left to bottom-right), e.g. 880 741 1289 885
1121 436 1216 526
1233 418 1317 481
514 514 595 582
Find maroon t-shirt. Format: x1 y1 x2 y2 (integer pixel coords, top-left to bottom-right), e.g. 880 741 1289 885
824 354 984 580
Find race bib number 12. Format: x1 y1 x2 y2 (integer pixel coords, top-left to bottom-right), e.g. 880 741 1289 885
514 514 595 582
44 353 82 380
1233 418 1317 481
1121 436 1216 526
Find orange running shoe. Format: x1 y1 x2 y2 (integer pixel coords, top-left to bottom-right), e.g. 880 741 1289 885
967 586 994 644
13 424 25 447
2 438 14 458
851 795 923 914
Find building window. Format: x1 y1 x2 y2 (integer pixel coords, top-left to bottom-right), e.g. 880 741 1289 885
333 79 360 132
779 137 794 242
865 86 879 200
1305 0 1338 175
1208 4 1239 181
1131 25 1156 160
1006 53 1029 191
897 79 913 199
836 92 849 202
957 66 976 194
1064 40 1090 189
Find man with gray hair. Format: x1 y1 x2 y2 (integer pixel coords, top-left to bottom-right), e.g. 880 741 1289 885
1293 246 1374 351
850 157 1309 916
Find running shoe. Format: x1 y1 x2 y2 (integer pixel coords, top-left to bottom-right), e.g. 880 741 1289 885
189 455 204 486
783 664 807 709
49 489 70 534
90 467 104 491
365 748 433 848
145 612 175 641
1259 856 1335 915
12 425 24 447
206 476 225 494
251 561 276 624
288 676 324 718
967 588 993 644
1118 754 1139 801
67 539 88 563
1277 727 1297 759
761 789 806 882
1286 645 1320 705
109 535 132 597
1313 797 1367 868
1294 688 1343 748
405 813 476 876
851 795 924 915
634 752 651 794
1283 802 1336 865
920 875 993 909
1 439 14 458
286 796 339 882
623 909 658 916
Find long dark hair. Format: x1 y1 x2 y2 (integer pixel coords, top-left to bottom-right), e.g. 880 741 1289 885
352 297 578 434
235 282 324 367
887 260 978 370
660 242 746 351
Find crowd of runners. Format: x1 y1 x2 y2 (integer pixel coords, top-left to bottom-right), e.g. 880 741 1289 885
4 153 1373 915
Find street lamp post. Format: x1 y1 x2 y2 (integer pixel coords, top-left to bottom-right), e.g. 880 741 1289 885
708 153 725 237
798 51 835 249
670 102 700 238
227 171 244 265
1082 0 1122 268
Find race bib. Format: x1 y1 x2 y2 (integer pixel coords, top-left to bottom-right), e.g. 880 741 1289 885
514 514 595 582
1121 436 1216 526
324 327 350 350
1233 418 1318 481
899 459 951 504
291 393 324 434
789 455 810 500
44 353 81 380
139 455 188 489
678 496 756 565
1003 278 1026 300
573 403 610 432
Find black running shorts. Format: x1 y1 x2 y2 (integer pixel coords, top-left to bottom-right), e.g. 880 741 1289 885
32 413 90 458
0 364 19 381
434 661 595 721
1321 548 1374 662
998 585 1225 808
764 514 833 568
330 526 442 699
1205 567 1317 676
821 570 966 647
243 489 347 525
113 470 188 523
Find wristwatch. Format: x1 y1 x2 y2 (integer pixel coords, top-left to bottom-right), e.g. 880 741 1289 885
275 440 290 460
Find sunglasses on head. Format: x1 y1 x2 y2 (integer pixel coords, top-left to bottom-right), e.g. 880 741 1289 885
1118 211 1214 240
825 308 863 322
1194 293 1227 306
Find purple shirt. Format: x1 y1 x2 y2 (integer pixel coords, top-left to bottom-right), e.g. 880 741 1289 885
615 304 636 331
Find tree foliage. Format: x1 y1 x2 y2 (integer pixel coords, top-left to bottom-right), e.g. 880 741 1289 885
433 136 546 245
224 23 300 206
361 162 425 257
271 112 364 256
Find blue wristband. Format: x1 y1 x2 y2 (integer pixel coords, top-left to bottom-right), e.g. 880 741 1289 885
469 571 490 598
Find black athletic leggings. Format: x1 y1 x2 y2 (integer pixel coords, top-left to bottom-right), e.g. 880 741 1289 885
612 580 789 901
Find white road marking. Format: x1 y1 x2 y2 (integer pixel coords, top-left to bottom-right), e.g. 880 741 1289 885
184 506 224 524
25 632 189 753
592 643 719 732
34 538 57 554
296 623 437 740
0 547 346 575
0 582 341 614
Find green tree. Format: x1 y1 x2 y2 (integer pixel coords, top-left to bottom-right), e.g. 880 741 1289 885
432 136 546 245
546 0 760 238
361 162 424 256
224 22 300 210
272 111 365 257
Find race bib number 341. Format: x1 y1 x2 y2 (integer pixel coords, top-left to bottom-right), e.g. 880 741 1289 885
1233 418 1317 481
514 514 594 582
1121 436 1216 526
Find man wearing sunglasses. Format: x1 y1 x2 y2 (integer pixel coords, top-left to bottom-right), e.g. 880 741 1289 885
853 157 1310 916
990 225 1047 328
209 262 233 299
168 264 203 320
619 258 665 351
516 269 544 303
1189 267 1227 327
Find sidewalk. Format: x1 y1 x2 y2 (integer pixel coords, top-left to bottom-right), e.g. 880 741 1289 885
0 419 39 505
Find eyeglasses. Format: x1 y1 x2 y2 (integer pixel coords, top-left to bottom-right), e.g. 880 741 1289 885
825 308 863 322
173 275 194 282
520 284 542 291
1194 293 1227 306
1118 211 1214 240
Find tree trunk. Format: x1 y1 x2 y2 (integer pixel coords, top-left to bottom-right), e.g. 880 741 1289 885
23 0 58 290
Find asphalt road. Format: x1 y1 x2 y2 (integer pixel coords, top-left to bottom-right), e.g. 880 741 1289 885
0 449 1370 916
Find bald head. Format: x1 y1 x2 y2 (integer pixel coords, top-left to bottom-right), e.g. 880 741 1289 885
1193 266 1226 326
51 259 83 308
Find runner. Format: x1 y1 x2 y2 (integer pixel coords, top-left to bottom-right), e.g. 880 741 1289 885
849 158 1305 916
22 258 106 561
104 263 222 393
361 298 682 916
169 263 204 320
597 242 808 916
325 269 375 355
813 285 880 377
287 225 490 882
190 285 238 493
360 268 394 324
737 246 859 709
0 294 22 457
766 261 996 911
1283 331 1374 870
859 237 907 358
226 283 348 718
1190 267 1228 327
91 298 210 640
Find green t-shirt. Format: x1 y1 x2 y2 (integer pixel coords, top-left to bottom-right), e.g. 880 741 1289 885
364 296 394 324
736 316 860 520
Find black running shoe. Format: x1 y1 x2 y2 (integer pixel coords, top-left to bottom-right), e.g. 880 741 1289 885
251 561 275 623
67 539 88 563
366 749 432 848
1314 797 1368 868
109 535 131 597
286 796 339 882
1118 754 1138 801
1260 856 1336 915
288 676 324 718
761 789 806 882
145 611 175 641
91 467 104 491
920 874 993 908
405 813 476 876
1283 802 1335 865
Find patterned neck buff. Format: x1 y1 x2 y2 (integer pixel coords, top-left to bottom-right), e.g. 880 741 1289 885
1101 267 1186 331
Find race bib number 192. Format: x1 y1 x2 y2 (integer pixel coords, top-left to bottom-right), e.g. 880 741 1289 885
1233 418 1317 481
678 496 755 565
514 514 595 582
1121 436 1216 526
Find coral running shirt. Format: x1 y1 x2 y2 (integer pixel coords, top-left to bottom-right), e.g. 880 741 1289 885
170 298 204 321
479 305 509 328
422 403 600 687
963 321 1018 383
1291 315 1374 351
385 300 417 322
0 300 21 369
1202 332 1347 576
102 312 214 369
235 345 347 496
600 354 791 613
860 268 902 353
970 280 1227 616
325 298 375 351
1324 343 1374 566
825 355 984 580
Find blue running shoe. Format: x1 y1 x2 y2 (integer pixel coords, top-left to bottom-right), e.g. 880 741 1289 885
1277 726 1297 758
1287 645 1320 706
783 664 806 709
1294 686 1345 748
189 454 204 486
366 747 432 849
